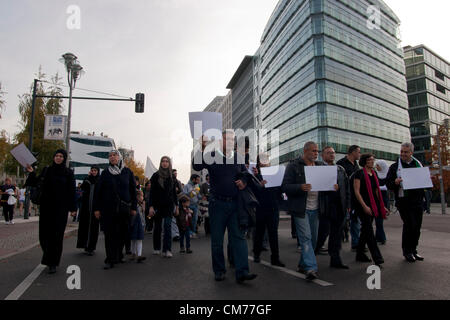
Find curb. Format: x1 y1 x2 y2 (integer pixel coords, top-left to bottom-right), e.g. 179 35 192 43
0 226 78 262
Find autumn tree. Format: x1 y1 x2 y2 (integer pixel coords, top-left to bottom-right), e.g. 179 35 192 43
5 69 66 174
425 121 450 206
124 157 145 184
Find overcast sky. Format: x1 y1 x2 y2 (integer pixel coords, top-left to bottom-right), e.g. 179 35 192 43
1 0 449 182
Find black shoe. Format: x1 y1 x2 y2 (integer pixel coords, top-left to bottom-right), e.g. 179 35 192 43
85 250 94 256
103 263 114 270
173 236 180 242
305 270 319 281
253 256 261 263
375 259 384 266
137 256 146 263
413 254 424 261
48 266 57 274
330 263 349 269
404 254 416 263
296 266 306 274
186 249 193 254
236 273 257 284
261 247 269 252
215 273 225 281
356 253 372 263
271 260 285 268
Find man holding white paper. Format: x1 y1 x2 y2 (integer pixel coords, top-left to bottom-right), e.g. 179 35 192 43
282 141 326 281
386 142 431 263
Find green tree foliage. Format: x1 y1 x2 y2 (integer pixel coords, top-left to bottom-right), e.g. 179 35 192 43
5 69 66 174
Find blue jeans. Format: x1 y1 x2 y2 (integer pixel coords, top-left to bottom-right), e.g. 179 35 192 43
189 204 199 234
209 197 250 279
350 210 361 248
179 230 191 249
153 215 172 253
294 210 319 272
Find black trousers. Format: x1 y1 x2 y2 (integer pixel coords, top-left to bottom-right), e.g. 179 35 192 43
357 211 383 263
398 200 423 255
39 217 67 267
103 215 129 264
316 210 345 264
253 209 280 262
2 204 14 221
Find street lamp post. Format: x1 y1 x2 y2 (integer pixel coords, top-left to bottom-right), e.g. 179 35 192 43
60 53 83 168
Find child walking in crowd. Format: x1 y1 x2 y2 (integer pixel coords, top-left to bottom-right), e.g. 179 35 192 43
175 195 193 254
130 190 146 263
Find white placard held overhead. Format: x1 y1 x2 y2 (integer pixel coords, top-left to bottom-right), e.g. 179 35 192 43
401 167 433 190
189 112 222 140
10 143 37 168
260 165 286 188
248 162 257 175
44 115 67 141
304 166 337 191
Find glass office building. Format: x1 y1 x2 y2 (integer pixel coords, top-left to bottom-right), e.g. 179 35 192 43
258 0 411 163
404 45 450 164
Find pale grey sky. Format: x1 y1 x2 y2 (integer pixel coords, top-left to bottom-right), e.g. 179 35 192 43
1 0 449 182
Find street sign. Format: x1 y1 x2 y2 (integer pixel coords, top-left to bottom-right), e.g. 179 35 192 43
44 115 67 140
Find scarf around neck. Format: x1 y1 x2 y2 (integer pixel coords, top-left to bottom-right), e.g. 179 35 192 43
363 167 386 219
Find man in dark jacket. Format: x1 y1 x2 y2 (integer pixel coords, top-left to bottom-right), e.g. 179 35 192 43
386 142 427 263
317 146 351 269
282 141 325 281
192 130 257 284
336 145 361 250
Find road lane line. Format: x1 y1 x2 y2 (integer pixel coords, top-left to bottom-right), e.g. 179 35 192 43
248 256 334 287
5 264 46 300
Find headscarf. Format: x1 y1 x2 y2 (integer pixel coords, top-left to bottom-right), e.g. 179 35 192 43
108 150 124 175
158 156 173 189
51 149 68 172
89 165 100 183
375 160 389 179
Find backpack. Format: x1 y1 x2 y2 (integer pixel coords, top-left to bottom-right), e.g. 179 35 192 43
30 167 49 205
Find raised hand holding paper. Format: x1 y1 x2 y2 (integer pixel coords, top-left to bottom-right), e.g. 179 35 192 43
260 166 286 188
189 112 222 140
10 143 37 168
304 166 337 191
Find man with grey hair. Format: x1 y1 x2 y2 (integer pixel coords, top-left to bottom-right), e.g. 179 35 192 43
386 142 426 263
282 141 325 281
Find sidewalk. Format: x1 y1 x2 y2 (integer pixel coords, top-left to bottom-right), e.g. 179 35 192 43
0 213 79 261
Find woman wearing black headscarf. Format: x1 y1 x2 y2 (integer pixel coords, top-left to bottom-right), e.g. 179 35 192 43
25 149 77 274
76 165 101 255
94 150 137 270
148 156 178 258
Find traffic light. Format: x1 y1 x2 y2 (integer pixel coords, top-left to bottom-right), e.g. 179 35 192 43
135 93 145 113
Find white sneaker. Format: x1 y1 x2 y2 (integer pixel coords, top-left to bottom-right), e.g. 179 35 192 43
165 251 173 258
5 221 10 225
191 233 198 239
153 250 161 255
10 221 14 225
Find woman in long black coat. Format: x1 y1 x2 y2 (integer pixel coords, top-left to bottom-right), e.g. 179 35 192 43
148 156 178 257
93 150 137 270
25 149 77 274
76 165 100 255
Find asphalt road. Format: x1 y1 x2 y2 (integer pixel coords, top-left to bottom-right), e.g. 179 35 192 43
1 212 450 300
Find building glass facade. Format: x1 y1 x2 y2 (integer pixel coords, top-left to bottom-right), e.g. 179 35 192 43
258 0 411 164
404 45 450 164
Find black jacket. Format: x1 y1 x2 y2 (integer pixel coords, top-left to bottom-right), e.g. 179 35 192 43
386 158 425 208
322 165 351 220
93 167 137 214
149 172 178 216
282 158 326 218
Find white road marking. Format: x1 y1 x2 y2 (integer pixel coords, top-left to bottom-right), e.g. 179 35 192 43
5 264 46 300
249 256 334 287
